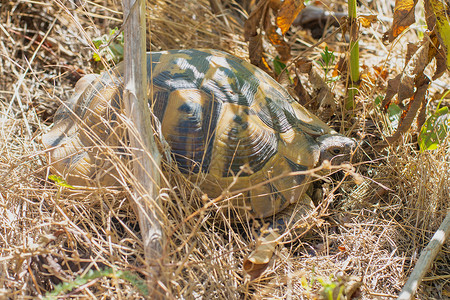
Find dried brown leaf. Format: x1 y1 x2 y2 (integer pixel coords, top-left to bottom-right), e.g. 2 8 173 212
383 0 418 42
248 34 272 73
275 0 305 35
428 0 450 71
359 14 378 28
293 74 312 106
386 75 430 143
243 258 270 280
405 42 420 62
382 73 402 111
244 0 269 40
266 24 283 46
424 0 437 29
433 49 448 80
417 91 428 130
398 40 430 102
266 25 291 61
308 62 335 116
269 0 282 11
373 65 389 81
383 39 431 115
244 0 300 68
424 0 449 78
245 0 271 69
360 65 389 92
295 58 312 73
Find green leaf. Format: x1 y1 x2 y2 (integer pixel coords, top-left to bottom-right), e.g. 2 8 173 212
44 267 148 299
92 52 101 62
387 103 402 129
92 37 105 49
48 175 74 189
419 106 450 151
318 46 337 83
91 27 124 66
273 56 287 76
374 95 383 106
375 96 402 130
320 46 335 68
273 56 293 83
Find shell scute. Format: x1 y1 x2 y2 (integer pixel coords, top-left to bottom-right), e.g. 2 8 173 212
200 65 258 106
221 121 278 177
153 70 199 91
209 102 278 178
159 88 221 174
254 98 293 133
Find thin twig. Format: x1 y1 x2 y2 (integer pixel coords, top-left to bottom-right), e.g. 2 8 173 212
398 209 450 300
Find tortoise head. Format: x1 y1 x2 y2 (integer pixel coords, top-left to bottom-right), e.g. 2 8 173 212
316 134 356 166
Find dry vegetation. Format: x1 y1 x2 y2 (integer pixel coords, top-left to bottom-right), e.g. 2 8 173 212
0 0 449 299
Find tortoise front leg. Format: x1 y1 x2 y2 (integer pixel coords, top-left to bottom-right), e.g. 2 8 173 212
243 194 316 278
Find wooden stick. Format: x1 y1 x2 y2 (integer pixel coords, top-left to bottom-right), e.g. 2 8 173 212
122 0 163 292
398 209 450 300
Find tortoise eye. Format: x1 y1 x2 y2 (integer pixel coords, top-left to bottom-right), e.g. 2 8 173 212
330 147 342 155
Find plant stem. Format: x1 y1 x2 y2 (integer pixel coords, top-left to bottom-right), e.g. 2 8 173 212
123 0 163 295
346 0 360 110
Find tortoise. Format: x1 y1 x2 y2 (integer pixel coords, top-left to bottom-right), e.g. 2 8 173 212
42 49 356 271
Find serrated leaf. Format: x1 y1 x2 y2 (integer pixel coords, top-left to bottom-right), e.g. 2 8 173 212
429 0 450 70
384 0 418 42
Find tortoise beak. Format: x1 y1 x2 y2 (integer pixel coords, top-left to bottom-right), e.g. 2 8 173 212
332 138 357 165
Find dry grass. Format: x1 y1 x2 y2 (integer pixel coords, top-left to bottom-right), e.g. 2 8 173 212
0 0 449 299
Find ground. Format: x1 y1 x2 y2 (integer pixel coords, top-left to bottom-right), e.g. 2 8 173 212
0 0 449 299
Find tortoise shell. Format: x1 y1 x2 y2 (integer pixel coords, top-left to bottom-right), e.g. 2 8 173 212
43 49 355 218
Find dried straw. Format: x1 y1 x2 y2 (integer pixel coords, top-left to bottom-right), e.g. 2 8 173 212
0 0 448 298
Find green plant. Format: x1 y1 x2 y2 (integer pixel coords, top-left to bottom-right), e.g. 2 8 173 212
300 274 314 296
317 275 345 300
92 27 124 66
300 273 348 300
48 174 74 189
44 267 148 299
386 103 402 130
318 46 336 83
375 95 402 130
346 0 360 110
419 103 450 151
273 56 293 83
